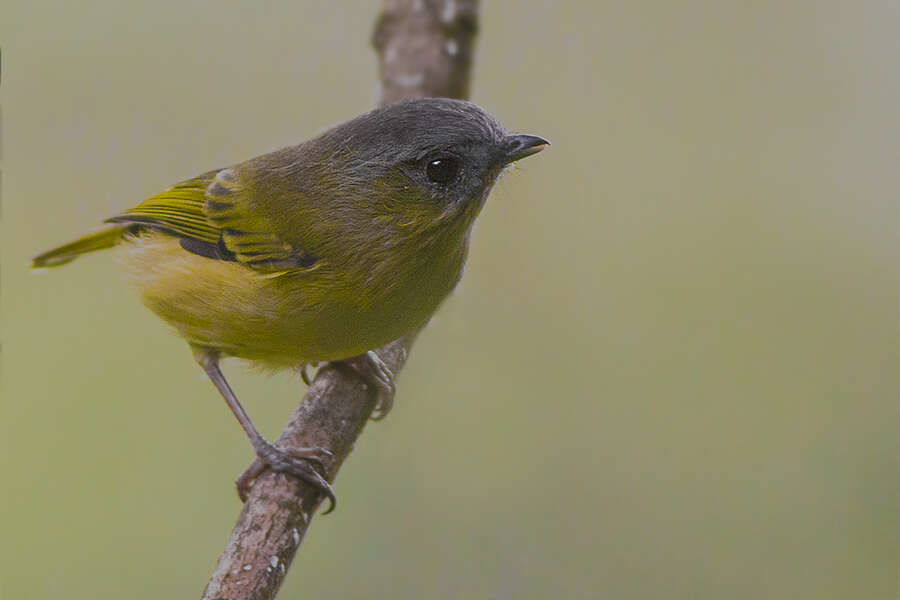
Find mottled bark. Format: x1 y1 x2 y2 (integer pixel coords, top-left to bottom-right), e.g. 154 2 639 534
373 0 479 105
202 2 478 598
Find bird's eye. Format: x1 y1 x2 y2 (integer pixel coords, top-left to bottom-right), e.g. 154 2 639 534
426 157 460 184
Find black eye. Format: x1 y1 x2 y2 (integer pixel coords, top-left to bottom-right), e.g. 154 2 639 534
426 157 460 184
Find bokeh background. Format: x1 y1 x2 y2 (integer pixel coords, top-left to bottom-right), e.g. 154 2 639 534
3 1 898 598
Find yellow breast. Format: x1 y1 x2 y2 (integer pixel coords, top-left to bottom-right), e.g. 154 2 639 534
116 231 465 368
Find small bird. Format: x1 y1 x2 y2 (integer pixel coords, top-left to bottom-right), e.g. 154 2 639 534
33 98 548 510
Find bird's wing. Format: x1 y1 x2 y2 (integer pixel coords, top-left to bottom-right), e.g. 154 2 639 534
202 167 318 271
107 168 316 273
107 170 221 243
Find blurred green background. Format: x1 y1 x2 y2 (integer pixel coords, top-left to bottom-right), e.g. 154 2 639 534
3 1 898 598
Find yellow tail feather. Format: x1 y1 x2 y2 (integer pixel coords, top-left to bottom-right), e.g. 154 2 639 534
32 225 129 268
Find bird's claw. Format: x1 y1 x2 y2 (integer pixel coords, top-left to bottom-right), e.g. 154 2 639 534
236 442 336 514
342 350 396 420
298 362 322 386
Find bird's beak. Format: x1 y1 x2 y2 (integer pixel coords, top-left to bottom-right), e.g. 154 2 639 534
504 134 550 164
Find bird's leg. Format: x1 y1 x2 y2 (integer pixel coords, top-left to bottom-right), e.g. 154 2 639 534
192 348 336 512
340 350 397 420
297 362 322 386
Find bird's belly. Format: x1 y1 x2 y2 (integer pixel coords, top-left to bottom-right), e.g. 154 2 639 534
117 233 457 367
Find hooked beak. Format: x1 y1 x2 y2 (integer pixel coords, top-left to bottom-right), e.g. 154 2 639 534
503 134 550 164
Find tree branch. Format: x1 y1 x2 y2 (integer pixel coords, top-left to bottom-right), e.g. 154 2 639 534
373 0 479 105
202 1 479 598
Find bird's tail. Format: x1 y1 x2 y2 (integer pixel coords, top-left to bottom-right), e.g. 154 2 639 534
32 225 129 268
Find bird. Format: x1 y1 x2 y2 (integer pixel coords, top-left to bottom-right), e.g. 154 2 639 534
33 98 548 511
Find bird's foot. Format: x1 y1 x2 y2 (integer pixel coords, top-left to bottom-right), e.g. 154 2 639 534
341 350 396 420
298 362 323 386
236 440 336 513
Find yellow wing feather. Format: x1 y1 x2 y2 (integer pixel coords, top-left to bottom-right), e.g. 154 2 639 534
203 168 316 272
35 167 315 274
107 170 220 244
